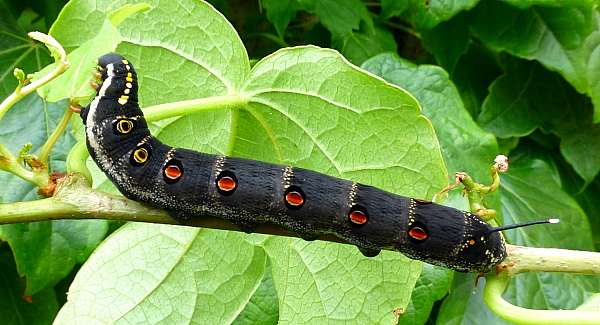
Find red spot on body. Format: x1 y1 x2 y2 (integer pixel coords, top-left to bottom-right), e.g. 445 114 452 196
285 191 304 206
217 176 236 191
23 295 33 303
349 210 368 224
165 165 181 179
409 227 428 240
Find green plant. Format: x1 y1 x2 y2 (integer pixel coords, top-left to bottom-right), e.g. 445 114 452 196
0 0 599 324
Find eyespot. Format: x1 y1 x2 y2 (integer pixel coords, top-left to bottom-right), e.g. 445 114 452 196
216 171 237 196
284 186 305 209
130 144 151 166
348 205 368 225
114 119 135 134
133 148 148 163
163 159 183 184
408 222 429 243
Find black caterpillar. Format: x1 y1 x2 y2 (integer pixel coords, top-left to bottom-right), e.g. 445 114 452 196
80 54 554 273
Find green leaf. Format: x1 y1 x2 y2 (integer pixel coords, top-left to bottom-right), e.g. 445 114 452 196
48 0 447 323
0 21 81 294
501 159 593 251
36 18 124 103
381 0 479 30
573 177 600 251
437 273 510 325
500 156 598 310
478 57 600 183
232 261 279 325
49 0 117 51
472 2 600 122
262 0 303 40
265 237 421 324
54 224 268 324
362 51 514 325
333 23 397 66
313 0 370 37
0 220 108 295
398 264 452 325
500 0 596 10
362 53 499 212
380 0 408 20
421 10 471 75
0 250 59 325
452 43 503 118
577 293 600 311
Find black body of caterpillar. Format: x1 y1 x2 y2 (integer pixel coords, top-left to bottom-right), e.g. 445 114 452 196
80 54 546 273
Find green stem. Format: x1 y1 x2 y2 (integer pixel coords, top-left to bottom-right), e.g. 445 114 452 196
0 172 348 246
502 245 600 276
0 33 69 122
143 94 249 122
38 103 74 165
484 272 600 325
0 32 69 189
0 142 48 188
0 142 17 162
66 140 92 182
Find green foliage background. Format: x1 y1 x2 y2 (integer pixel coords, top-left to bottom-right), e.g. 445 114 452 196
0 0 599 324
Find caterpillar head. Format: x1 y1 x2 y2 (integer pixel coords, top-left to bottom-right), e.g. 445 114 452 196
399 199 556 273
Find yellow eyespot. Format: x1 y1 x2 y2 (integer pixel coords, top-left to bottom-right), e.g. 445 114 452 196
133 148 148 163
117 120 134 134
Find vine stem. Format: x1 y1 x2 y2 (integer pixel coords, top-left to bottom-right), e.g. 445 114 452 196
0 32 69 121
484 272 600 325
142 94 249 122
0 172 348 244
0 32 69 188
0 173 598 270
38 103 74 165
501 245 600 276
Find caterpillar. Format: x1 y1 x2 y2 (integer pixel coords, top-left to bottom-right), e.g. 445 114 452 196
80 53 555 273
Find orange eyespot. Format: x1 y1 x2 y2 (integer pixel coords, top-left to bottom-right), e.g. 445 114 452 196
469 239 476 245
285 191 304 206
284 186 305 209
217 176 237 191
164 165 182 179
408 227 428 241
349 210 368 225
117 120 134 133
133 148 148 163
215 171 238 196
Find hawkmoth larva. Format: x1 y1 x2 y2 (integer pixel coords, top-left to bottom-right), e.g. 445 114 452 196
80 53 557 273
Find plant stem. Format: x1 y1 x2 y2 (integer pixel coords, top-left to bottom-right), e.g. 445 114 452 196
0 142 48 188
38 103 74 165
143 94 249 123
0 33 69 122
0 172 360 246
484 272 600 325
501 245 600 276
